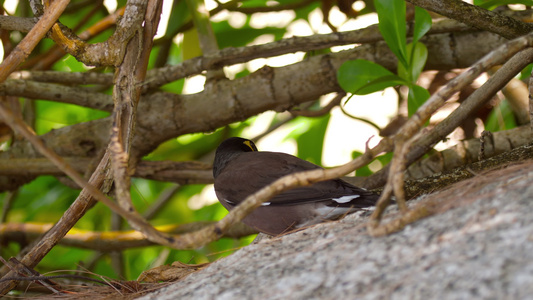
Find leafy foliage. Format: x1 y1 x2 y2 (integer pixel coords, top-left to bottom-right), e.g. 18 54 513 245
337 0 432 116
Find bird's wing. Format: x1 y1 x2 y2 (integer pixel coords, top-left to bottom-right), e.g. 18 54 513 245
267 180 378 208
214 151 377 208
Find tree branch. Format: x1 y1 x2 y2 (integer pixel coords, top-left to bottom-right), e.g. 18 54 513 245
0 221 257 252
368 33 533 234
0 30 511 192
0 0 70 82
365 48 533 189
406 0 533 39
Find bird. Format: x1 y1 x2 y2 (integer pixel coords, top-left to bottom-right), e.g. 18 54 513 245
212 137 380 236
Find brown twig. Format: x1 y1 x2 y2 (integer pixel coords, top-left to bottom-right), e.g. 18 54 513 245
364 48 533 189
24 7 125 70
109 0 160 232
0 191 16 223
0 257 62 294
8 70 114 85
0 79 114 111
0 0 70 82
0 158 213 192
405 125 532 180
143 14 487 90
290 92 344 117
368 33 533 235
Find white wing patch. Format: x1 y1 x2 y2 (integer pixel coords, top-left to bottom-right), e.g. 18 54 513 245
261 202 271 206
332 195 360 204
224 199 236 205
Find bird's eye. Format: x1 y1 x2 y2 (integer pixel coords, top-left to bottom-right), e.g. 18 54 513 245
243 140 257 152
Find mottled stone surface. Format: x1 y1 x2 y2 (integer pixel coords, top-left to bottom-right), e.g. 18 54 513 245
140 162 533 300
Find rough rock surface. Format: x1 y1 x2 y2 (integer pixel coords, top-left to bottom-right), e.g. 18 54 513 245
140 161 533 300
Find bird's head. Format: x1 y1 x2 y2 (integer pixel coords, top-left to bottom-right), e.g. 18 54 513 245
213 137 257 178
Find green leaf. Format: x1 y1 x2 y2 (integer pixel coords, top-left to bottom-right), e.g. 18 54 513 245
338 59 405 95
398 42 428 82
295 114 330 165
407 85 430 117
485 99 517 131
409 42 428 81
351 152 393 176
351 151 373 176
165 0 191 34
374 0 408 68
412 7 432 45
356 75 406 95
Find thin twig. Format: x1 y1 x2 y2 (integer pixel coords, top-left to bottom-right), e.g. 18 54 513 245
339 101 382 132
364 48 533 189
0 191 16 223
142 185 181 220
290 93 344 117
368 33 533 234
0 0 70 82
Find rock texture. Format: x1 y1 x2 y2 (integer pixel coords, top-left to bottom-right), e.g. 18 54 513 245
140 161 533 300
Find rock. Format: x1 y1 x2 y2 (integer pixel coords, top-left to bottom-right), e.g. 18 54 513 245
140 161 533 299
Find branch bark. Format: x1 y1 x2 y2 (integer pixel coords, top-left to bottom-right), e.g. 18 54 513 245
0 30 510 192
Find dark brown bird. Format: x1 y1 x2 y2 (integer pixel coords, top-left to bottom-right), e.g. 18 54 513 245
213 137 379 235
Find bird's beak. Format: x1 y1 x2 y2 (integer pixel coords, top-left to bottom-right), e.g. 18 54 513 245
244 140 256 151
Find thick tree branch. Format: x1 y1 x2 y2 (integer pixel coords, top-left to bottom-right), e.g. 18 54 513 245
0 158 213 186
406 0 533 39
405 125 532 180
0 30 510 192
6 29 500 110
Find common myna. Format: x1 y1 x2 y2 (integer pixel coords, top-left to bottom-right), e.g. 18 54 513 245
213 137 379 235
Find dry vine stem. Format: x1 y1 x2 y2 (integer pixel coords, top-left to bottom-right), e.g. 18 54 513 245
364 47 533 189
367 32 533 236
